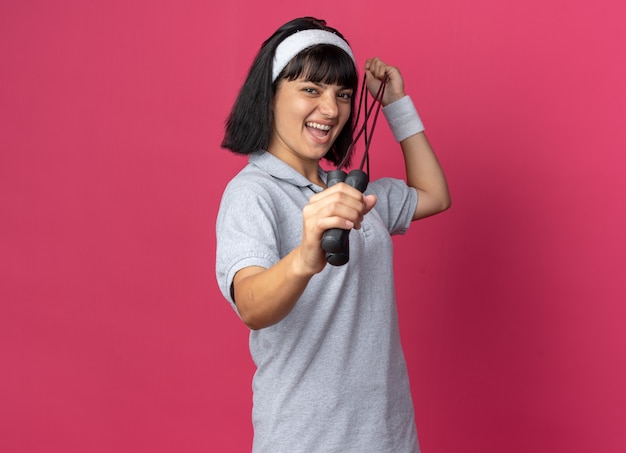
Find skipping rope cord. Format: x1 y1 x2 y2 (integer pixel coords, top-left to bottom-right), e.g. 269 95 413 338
337 73 389 175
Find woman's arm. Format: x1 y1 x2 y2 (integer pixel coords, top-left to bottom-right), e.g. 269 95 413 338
365 58 451 220
233 183 377 330
400 131 451 220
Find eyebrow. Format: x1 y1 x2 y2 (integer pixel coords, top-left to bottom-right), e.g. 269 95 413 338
307 80 352 90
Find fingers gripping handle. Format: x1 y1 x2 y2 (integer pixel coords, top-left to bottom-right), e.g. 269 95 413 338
320 169 369 266
320 170 349 266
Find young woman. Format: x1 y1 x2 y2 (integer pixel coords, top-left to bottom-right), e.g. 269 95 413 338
216 16 450 453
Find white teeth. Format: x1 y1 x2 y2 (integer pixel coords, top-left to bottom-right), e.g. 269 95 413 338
306 122 331 131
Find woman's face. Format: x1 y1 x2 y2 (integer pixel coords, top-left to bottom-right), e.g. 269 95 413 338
267 76 353 175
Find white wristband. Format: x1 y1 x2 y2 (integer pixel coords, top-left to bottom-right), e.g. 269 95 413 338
382 96 424 142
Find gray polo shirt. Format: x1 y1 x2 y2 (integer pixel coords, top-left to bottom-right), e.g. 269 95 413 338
216 151 420 453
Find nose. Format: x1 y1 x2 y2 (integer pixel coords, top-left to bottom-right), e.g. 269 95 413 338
319 92 338 119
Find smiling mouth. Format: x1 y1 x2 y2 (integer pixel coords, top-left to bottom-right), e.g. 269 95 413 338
305 121 331 138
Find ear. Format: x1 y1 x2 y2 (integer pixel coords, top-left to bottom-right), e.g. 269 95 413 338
270 80 281 113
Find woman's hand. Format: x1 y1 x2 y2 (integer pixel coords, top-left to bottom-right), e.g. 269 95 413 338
298 183 377 275
364 57 406 106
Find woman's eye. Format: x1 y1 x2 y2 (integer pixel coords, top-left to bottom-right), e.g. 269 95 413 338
338 92 353 100
303 87 318 94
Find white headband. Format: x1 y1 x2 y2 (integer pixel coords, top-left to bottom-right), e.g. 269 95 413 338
272 29 356 81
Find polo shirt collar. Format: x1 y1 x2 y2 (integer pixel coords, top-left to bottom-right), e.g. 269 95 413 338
249 150 327 191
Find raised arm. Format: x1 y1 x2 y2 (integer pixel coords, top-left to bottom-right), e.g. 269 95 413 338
365 58 451 220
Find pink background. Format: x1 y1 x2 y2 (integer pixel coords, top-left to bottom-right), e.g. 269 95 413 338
1 1 625 452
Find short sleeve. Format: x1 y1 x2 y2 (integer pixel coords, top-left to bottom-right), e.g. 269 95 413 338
215 178 281 313
366 178 418 235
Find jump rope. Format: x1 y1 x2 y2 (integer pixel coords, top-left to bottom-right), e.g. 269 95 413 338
321 73 389 266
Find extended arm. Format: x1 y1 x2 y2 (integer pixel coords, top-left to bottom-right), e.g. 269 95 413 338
233 184 377 330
